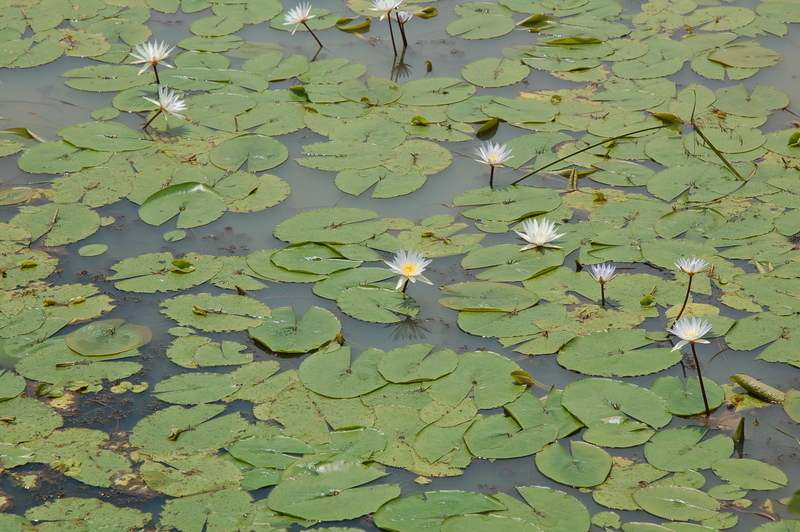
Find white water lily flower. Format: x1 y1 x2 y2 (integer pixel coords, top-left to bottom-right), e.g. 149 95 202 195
473 141 513 167
143 86 187 122
384 248 432 290
667 317 713 352
371 0 403 19
395 10 413 23
283 3 315 34
588 263 618 284
515 218 565 251
129 40 175 75
675 257 709 275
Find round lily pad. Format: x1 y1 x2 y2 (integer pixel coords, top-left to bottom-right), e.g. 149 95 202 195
160 293 270 332
462 57 530 88
139 182 227 229
712 458 788 490
300 346 388 399
274 208 389 244
650 376 725 416
248 306 340 353
644 426 734 472
336 286 420 323
632 486 719 521
536 441 612 488
78 244 107 257
209 133 288 172
65 319 152 356
561 378 672 429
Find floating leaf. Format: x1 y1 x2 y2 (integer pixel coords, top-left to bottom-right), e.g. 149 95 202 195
139 182 227 229
266 460 400 521
209 133 288 172
24 498 150 532
562 378 671 429
428 351 525 409
300 346 387 398
336 286 420 323
249 306 340 353
632 486 719 521
557 329 680 377
160 293 270 332
59 122 150 152
644 426 734 472
377 344 458 383
712 458 788 490
462 58 529 88
536 441 612 488
154 373 240 405
66 319 152 356
108 253 222 293
274 208 388 244
375 491 505 532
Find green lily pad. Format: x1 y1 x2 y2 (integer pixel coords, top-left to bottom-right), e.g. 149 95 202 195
397 78 476 106
374 491 505 532
130 404 248 459
712 458 788 490
644 426 734 472
650 377 725 416
142 453 242 497
557 329 680 377
108 252 222 293
78 244 107 257
462 58 529 88
0 397 62 443
158 488 255 532
428 351 526 409
536 440 612 488
338 77 403 106
160 293 270 332
271 243 362 275
249 306 340 353
209 133 288 172
166 335 252 368
59 122 151 152
454 186 562 222
0 370 25 401
461 245 565 282
65 319 152 356
440 281 539 312
561 378 672 429
153 372 240 404
300 346 387 398
24 498 150 532
246 249 326 283
336 286 421 323
446 14 515 40
10 203 101 246
377 344 458 383
274 208 388 244
632 486 719 521
494 485 591 532
139 182 227 229
266 460 400 521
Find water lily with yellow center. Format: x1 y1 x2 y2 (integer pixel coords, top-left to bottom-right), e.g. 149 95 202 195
283 3 323 47
673 257 710 322
588 262 617 307
142 86 187 129
129 40 174 85
371 0 404 55
667 316 714 416
515 217 565 251
384 248 432 292
474 141 513 188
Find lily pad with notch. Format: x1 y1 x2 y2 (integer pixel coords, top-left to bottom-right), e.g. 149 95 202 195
58 122 151 152
632 486 719 521
336 285 420 323
374 491 505 532
153 373 240 405
66 319 151 356
644 426 734 472
300 346 388 398
711 458 788 490
166 335 252 368
108 252 222 293
440 281 539 312
270 243 362 275
493 485 591 532
461 244 565 282
561 378 672 429
139 182 226 228
267 459 400 521
536 440 612 488
249 306 340 354
377 344 458 383
454 186 562 222
428 351 526 409
15 340 141 386
274 208 389 244
650 376 725 416
209 133 288 172
557 329 679 377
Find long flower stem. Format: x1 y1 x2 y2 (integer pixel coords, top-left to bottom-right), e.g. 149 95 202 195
398 23 409 48
489 166 495 188
387 15 398 56
153 64 160 86
691 343 711 417
303 21 323 48
142 109 162 130
401 279 408 293
600 283 606 308
674 275 693 324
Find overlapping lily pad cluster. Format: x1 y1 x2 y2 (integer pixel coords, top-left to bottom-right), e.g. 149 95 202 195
2 0 800 530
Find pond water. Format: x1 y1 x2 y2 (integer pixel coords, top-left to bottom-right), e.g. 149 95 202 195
1 0 800 530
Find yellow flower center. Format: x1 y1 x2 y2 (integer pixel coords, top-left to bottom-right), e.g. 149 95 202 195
401 264 418 276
